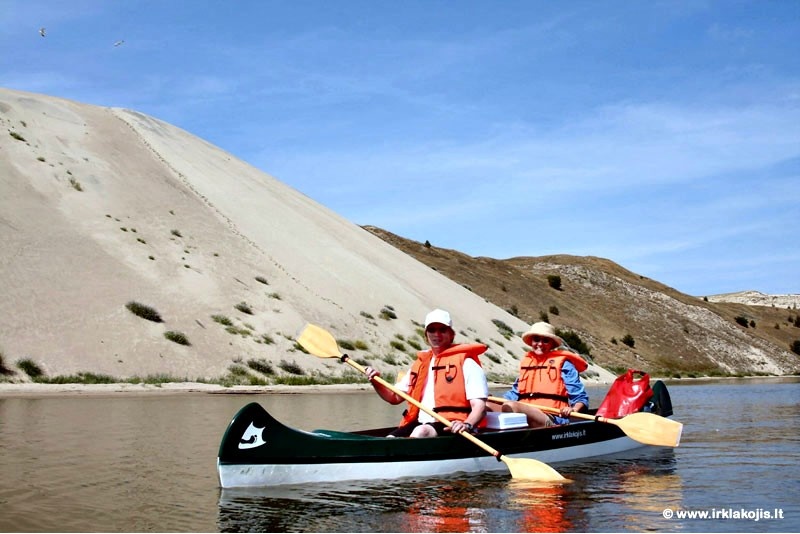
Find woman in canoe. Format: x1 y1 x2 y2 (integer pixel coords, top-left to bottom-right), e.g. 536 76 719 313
489 321 589 428
365 308 489 438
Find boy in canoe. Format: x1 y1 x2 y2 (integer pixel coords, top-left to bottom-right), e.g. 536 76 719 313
365 309 489 438
488 321 589 428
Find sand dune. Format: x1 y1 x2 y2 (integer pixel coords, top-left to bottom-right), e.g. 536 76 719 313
0 87 617 384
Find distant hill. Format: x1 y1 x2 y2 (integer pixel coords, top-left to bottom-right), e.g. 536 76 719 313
706 291 800 309
363 226 800 377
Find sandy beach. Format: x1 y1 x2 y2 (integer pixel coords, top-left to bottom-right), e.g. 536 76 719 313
3 373 794 398
0 381 377 397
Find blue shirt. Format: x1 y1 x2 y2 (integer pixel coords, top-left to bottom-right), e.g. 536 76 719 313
502 361 589 424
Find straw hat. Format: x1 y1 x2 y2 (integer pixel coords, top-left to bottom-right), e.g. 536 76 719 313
521 321 563 348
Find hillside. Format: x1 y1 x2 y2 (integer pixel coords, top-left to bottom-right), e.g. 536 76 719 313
1 87 796 388
0 87 616 386
363 227 800 377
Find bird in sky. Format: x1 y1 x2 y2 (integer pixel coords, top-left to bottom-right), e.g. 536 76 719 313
114 40 124 47
39 27 46 37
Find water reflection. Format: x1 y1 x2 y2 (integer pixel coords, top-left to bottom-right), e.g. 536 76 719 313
217 449 679 533
218 476 497 533
565 447 680 531
503 480 572 532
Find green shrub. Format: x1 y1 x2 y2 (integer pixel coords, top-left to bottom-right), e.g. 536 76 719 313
621 334 635 348
734 316 749 328
164 331 190 345
17 358 43 378
355 340 369 350
549 305 560 316
255 276 268 285
9 131 26 142
338 340 356 350
125 301 163 323
389 340 407 352
171 229 182 237
380 307 397 320
360 311 374 320
225 325 251 337
211 314 233 326
407 339 422 351
278 359 304 375
0 351 14 375
40 372 116 384
260 334 275 344
539 311 549 322
556 329 592 357
547 275 562 290
234 302 253 315
492 319 513 337
484 352 501 364
247 359 274 375
791 340 800 356
227 365 249 377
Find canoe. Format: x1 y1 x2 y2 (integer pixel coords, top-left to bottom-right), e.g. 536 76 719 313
217 381 676 488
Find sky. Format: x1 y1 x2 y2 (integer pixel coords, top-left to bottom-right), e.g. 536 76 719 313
3 1 799 297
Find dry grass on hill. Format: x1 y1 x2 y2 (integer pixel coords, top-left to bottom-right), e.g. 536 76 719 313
364 226 800 377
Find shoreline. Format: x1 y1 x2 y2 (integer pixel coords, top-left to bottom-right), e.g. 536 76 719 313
0 374 797 398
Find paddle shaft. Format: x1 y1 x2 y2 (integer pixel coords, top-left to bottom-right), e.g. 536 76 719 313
346 357 506 459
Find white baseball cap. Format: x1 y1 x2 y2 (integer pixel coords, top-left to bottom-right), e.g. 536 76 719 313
424 309 453 330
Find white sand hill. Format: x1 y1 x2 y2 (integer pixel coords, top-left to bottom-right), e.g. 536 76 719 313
0 87 618 385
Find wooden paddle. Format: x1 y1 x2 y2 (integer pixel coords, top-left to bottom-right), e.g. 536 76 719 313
488 396 682 447
297 323 567 482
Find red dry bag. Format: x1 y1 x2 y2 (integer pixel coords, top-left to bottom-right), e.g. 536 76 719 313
595 369 653 418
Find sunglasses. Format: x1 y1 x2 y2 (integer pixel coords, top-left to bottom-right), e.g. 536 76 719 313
426 325 451 334
529 336 553 344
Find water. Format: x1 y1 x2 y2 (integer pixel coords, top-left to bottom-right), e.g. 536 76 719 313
0 379 798 532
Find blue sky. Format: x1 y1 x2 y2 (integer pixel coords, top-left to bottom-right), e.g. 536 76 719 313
4 1 799 296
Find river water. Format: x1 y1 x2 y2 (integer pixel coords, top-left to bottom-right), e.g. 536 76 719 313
0 378 797 532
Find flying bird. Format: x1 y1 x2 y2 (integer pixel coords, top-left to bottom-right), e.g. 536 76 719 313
39 27 46 37
114 40 124 47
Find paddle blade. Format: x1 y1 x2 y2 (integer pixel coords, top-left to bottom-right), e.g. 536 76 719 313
501 456 568 482
615 412 683 447
297 323 342 359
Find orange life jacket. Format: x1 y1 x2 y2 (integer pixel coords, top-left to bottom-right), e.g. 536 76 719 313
400 343 487 426
517 349 588 410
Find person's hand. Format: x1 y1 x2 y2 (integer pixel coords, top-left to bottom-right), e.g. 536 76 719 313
448 421 474 434
560 405 573 418
365 366 380 381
